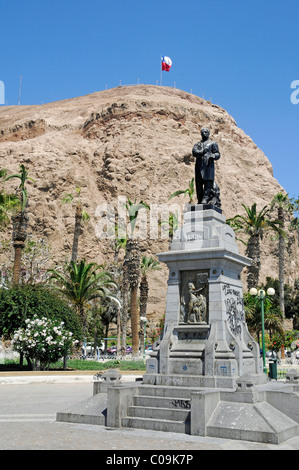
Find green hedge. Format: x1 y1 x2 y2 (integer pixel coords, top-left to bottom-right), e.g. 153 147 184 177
0 284 81 340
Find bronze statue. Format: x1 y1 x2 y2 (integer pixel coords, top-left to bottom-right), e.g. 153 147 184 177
192 128 221 205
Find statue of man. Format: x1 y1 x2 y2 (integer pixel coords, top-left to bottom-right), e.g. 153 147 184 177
187 282 207 324
192 128 220 204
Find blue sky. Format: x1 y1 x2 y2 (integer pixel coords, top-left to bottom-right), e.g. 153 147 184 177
0 0 298 200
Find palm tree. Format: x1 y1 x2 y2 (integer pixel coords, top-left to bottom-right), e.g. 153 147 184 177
244 292 284 345
98 298 119 355
139 256 160 349
270 193 293 318
159 211 180 248
62 187 90 263
124 198 150 358
227 203 282 290
3 164 35 284
89 302 104 359
169 178 195 204
120 251 130 357
48 260 118 339
0 189 20 230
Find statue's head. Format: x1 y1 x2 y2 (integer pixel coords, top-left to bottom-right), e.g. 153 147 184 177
188 282 195 290
201 128 210 140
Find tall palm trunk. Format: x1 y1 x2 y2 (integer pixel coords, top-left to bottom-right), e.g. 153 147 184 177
277 206 285 318
130 284 139 357
120 257 129 357
12 211 29 284
71 204 82 263
126 238 141 359
79 303 87 357
246 233 260 290
139 274 149 351
139 275 149 318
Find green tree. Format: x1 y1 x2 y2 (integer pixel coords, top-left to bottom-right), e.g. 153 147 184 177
48 260 118 339
264 277 299 321
3 164 35 285
99 298 119 354
270 193 294 318
0 283 81 340
227 203 282 290
244 291 284 345
0 170 20 229
266 330 299 354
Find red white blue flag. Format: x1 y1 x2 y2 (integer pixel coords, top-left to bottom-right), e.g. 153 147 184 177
161 55 172 71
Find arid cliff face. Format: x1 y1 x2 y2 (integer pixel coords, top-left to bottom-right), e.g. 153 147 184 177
0 85 297 323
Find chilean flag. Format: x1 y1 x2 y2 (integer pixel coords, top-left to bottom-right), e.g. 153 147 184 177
161 55 172 71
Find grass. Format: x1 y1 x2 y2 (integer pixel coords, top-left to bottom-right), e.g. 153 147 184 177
0 358 146 372
51 359 146 371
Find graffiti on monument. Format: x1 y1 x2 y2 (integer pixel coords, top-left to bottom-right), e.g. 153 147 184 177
222 283 244 338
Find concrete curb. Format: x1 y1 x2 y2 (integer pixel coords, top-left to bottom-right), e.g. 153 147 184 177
0 374 143 385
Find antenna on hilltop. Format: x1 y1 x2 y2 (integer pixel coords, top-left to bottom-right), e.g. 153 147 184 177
18 75 23 105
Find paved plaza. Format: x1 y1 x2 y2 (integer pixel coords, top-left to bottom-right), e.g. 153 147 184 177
0 374 299 451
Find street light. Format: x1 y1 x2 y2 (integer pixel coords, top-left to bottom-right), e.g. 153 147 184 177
140 316 147 360
249 287 275 374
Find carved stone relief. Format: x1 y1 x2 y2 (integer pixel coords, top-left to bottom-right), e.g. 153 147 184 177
180 270 209 324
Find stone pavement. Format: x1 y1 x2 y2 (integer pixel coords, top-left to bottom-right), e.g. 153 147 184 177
1 373 299 450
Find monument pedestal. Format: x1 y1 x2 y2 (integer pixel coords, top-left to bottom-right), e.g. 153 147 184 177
144 205 266 388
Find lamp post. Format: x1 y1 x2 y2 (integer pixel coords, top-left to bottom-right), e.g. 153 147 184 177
140 316 146 360
249 287 275 374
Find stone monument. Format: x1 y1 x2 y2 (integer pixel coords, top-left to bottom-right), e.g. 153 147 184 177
57 128 299 445
144 127 265 388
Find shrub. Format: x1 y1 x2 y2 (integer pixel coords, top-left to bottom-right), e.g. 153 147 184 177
12 315 79 370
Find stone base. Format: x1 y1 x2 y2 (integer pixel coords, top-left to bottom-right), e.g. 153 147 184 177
142 372 267 389
56 393 107 426
190 376 299 444
204 400 298 444
185 203 222 214
55 371 299 445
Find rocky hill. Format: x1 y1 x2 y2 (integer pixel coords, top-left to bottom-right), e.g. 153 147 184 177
0 85 297 325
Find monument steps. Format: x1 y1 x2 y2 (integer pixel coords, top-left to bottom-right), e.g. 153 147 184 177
133 395 191 409
138 384 197 398
122 385 191 434
127 405 190 421
122 416 190 434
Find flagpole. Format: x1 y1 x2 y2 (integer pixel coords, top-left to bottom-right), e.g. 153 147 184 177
160 53 162 87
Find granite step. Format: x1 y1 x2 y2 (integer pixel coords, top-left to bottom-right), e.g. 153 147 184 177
138 384 194 398
133 394 191 410
127 404 190 421
122 416 190 434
